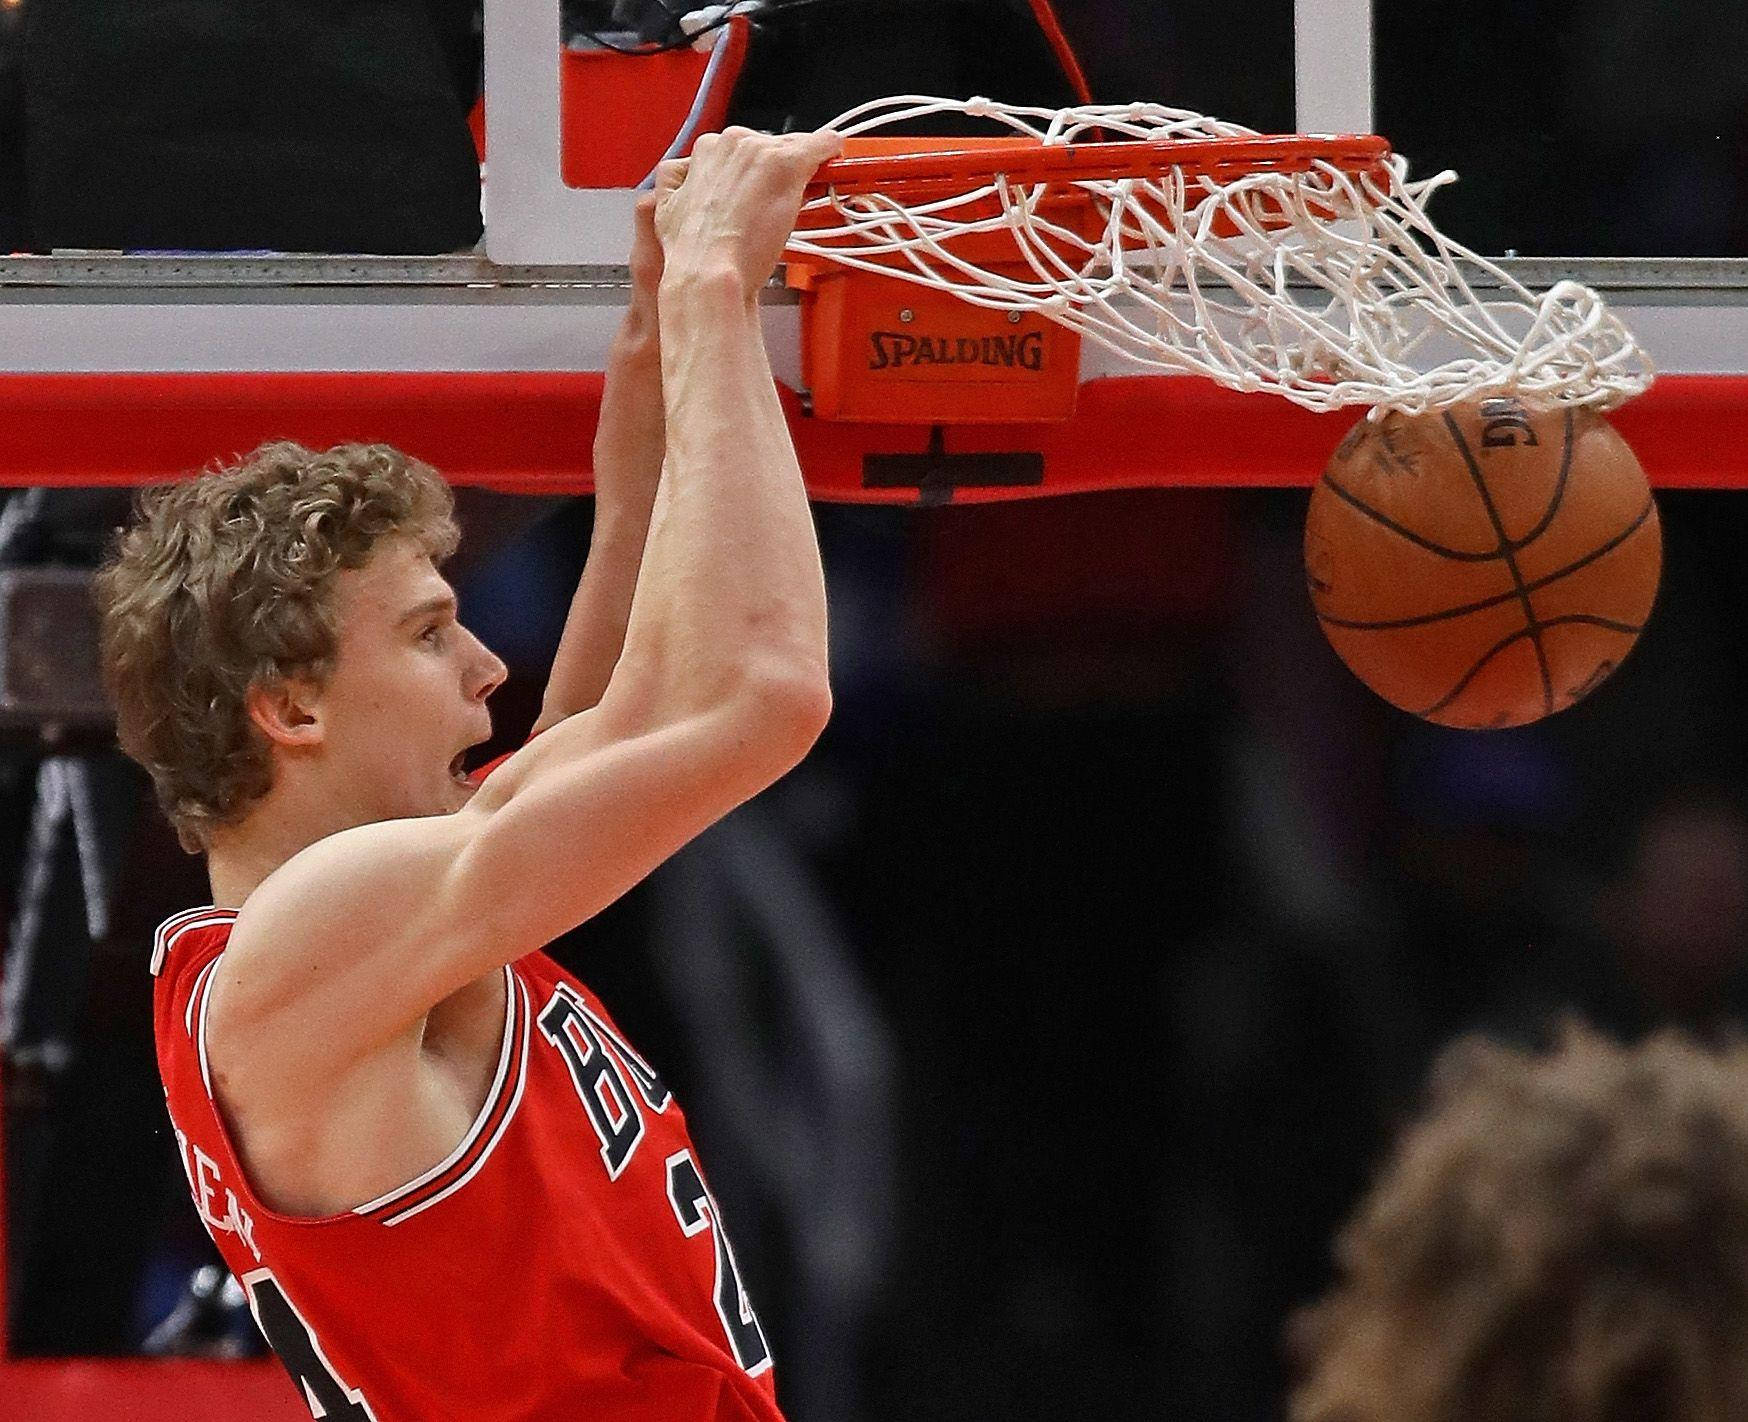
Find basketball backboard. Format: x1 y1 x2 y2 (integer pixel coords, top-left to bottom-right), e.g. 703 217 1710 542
0 0 1744 499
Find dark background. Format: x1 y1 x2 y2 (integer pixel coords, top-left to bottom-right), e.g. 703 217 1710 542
7 0 1748 255
10 485 1748 1421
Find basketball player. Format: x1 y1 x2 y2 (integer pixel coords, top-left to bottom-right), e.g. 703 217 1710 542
96 126 844 1420
1290 1026 1748 1422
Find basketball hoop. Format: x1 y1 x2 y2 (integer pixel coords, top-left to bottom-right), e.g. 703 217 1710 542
784 96 1655 418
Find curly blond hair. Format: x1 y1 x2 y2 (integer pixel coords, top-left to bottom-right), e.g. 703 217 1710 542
95 442 458 852
1290 1025 1748 1422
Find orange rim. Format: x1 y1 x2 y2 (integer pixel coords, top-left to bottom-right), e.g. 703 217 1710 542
806 133 1394 202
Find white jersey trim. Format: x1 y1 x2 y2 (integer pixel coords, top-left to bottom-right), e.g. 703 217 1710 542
195 955 219 1098
351 965 527 1222
151 905 237 976
184 957 220 1039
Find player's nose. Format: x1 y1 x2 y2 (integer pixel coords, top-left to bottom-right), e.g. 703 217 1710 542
462 626 508 701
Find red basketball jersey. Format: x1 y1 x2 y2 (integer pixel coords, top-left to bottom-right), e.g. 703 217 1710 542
152 891 783 1420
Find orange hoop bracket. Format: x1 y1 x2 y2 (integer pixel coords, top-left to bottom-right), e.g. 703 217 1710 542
784 265 1086 425
789 136 1104 424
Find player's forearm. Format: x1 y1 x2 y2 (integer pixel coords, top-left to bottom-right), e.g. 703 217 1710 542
609 269 828 721
536 332 665 728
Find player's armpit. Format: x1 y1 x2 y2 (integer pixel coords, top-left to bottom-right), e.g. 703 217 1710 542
208 683 826 1089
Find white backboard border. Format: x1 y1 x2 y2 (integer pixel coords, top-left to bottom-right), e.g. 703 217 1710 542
482 0 640 265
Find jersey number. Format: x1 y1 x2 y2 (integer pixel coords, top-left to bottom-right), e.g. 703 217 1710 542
540 985 770 1377
242 1269 376 1420
666 1150 773 1376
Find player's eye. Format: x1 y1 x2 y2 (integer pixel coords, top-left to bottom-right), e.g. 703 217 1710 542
420 623 445 646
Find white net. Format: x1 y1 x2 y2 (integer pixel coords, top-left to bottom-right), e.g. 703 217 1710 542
787 96 1655 414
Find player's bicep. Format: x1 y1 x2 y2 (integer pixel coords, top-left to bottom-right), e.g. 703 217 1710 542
441 709 778 969
219 704 794 1070
211 811 480 1079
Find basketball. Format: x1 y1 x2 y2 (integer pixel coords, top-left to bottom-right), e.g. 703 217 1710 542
1304 399 1662 729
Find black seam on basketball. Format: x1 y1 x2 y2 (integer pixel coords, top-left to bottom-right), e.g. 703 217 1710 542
1419 624 1539 718
1445 411 1553 718
1320 473 1506 562
1507 408 1576 553
1313 495 1657 632
1539 614 1645 634
1417 614 1644 720
1322 409 1577 565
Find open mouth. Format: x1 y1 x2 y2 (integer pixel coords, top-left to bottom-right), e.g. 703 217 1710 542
450 730 493 787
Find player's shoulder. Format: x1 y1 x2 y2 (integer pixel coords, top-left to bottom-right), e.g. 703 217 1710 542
224 811 477 967
150 906 239 1090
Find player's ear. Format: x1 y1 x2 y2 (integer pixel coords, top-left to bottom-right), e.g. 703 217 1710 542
244 677 325 751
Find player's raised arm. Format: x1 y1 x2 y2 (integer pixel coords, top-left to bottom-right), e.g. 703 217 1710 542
212 129 843 1072
532 191 667 731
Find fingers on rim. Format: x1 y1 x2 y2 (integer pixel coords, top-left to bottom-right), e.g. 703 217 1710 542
673 127 842 187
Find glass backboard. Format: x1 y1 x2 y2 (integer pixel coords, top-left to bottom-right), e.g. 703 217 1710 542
0 0 1742 497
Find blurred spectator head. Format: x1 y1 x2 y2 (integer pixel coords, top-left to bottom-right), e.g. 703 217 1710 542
1612 788 1748 995
1289 1025 1748 1422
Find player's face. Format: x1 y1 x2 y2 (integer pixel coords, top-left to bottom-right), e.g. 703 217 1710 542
318 536 507 820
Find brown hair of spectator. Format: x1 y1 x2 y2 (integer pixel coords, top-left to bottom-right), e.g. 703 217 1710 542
1290 1024 1748 1422
95 442 458 852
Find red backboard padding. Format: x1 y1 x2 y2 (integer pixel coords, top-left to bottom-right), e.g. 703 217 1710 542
0 1360 307 1420
0 373 1741 497
560 21 751 188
